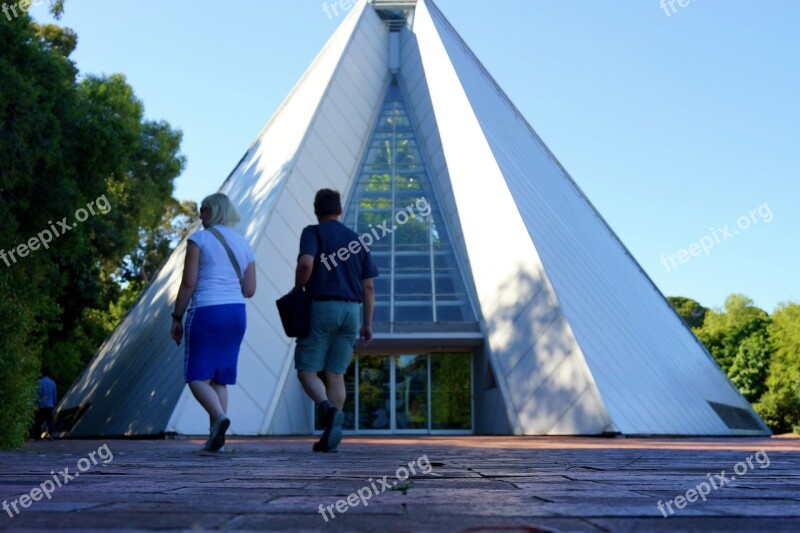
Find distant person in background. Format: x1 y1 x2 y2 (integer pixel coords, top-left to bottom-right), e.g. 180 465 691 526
170 193 257 452
35 368 57 440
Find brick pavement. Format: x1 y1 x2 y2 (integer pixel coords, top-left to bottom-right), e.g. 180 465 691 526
1 436 798 532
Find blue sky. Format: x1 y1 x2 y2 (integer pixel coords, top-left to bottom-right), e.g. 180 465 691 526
29 0 799 313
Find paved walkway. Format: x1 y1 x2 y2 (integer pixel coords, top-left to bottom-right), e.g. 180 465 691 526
1 436 799 532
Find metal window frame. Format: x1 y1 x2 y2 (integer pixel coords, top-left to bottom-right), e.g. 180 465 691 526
312 350 474 435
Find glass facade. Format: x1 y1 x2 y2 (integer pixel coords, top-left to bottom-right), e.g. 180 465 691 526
342 77 476 331
357 355 391 431
430 353 472 430
313 78 477 434
396 355 428 430
315 353 472 433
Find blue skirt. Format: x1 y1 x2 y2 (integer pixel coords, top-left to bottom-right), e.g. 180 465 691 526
184 304 246 384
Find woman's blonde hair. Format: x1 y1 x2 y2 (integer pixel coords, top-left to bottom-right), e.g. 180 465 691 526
201 193 241 227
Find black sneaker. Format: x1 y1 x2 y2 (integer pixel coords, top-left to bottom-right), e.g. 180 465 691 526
316 407 334 450
208 415 230 452
324 409 345 450
312 439 338 453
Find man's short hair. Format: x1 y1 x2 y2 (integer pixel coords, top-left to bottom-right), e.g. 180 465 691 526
314 189 343 217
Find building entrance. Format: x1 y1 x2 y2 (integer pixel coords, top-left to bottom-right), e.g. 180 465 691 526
315 352 472 434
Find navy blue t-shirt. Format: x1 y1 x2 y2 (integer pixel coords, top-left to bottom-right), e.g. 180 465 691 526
299 220 379 301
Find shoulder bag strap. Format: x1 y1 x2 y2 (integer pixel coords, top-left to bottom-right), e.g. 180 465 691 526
207 226 244 290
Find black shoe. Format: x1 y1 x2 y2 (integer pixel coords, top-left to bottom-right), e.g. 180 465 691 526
208 415 230 452
316 407 334 450
313 439 338 453
324 409 345 450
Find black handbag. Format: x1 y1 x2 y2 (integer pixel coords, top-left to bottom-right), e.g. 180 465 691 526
276 289 312 338
275 226 322 338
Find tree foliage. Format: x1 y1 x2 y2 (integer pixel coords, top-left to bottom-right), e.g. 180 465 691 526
0 11 187 448
668 295 800 434
728 332 772 402
667 296 708 329
118 199 196 290
755 304 800 433
693 295 771 374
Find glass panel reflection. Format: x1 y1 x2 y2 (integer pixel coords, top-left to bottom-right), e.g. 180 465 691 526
431 353 472 430
358 356 391 430
341 76 476 327
325 353 472 433
395 355 428 430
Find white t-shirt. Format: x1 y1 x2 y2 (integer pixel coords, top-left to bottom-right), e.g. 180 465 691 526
188 225 256 308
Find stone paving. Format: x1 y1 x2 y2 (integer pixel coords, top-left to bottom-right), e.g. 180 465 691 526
1 435 799 532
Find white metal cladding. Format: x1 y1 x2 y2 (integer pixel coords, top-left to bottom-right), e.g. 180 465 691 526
264 4 390 435
58 0 382 437
409 1 613 435
421 0 767 436
171 0 389 436
397 26 508 433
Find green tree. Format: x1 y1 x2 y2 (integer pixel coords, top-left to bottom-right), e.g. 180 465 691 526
61 200 197 358
1 10 185 447
0 274 46 448
41 72 186 391
693 294 770 374
755 304 800 434
667 296 707 329
670 294 776 409
1 9 80 449
119 199 197 290
728 332 772 402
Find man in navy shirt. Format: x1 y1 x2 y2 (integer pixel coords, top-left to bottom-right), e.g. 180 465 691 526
294 189 378 452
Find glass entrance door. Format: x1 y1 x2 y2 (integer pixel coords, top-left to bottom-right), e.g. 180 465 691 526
395 355 429 432
357 355 391 431
315 352 472 434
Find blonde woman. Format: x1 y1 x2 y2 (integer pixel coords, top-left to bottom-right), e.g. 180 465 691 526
171 193 256 452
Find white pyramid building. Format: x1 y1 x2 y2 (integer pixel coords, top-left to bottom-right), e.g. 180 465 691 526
56 0 769 437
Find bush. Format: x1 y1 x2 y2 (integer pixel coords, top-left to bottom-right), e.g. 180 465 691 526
0 273 41 448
